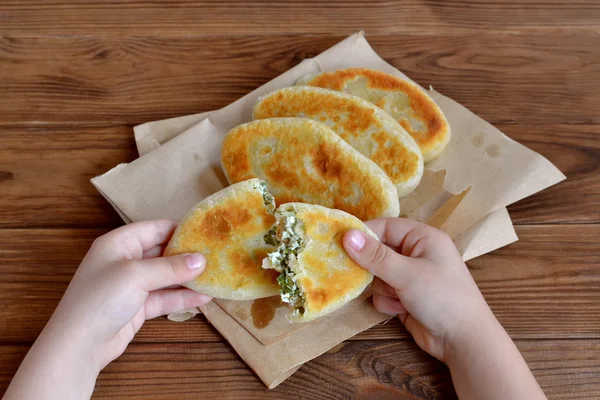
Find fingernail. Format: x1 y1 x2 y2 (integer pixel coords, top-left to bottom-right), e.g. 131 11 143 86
349 230 366 251
184 253 206 270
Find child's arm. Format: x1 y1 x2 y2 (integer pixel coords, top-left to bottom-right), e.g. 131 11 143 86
343 218 546 400
4 220 211 400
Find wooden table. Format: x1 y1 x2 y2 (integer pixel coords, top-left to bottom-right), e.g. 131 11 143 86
1 1 599 398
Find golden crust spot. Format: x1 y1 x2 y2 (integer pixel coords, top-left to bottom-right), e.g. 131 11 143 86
169 193 265 252
227 248 279 288
259 145 272 156
312 143 344 181
265 162 301 191
187 203 252 246
222 144 252 182
370 131 420 182
261 212 276 227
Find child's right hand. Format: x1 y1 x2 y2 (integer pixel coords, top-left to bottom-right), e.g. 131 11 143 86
343 218 546 400
343 218 492 362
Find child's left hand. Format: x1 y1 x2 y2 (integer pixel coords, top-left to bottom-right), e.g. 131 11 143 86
4 220 212 400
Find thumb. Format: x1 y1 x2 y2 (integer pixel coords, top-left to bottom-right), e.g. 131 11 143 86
343 230 413 289
131 253 207 292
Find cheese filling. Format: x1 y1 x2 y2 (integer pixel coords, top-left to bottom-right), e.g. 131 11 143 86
263 208 306 316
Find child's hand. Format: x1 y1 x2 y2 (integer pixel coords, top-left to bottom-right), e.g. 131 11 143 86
343 218 546 400
343 218 490 362
5 220 212 400
51 219 212 369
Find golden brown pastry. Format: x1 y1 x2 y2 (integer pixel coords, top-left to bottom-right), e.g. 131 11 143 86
297 68 450 162
221 117 400 221
164 179 280 300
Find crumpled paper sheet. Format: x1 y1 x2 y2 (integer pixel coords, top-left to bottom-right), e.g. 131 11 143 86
202 297 389 389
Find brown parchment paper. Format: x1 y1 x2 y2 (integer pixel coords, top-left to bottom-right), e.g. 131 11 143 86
91 32 563 388
216 285 373 346
203 296 389 388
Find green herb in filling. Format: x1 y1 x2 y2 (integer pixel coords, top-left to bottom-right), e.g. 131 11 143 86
255 181 275 213
277 270 303 308
264 207 306 315
264 226 280 246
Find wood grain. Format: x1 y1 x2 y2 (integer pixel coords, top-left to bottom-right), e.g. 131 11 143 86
0 126 134 228
1 123 597 229
1 340 599 399
1 1 598 397
1 225 598 343
469 225 600 339
1 34 599 127
0 0 599 35
507 125 600 224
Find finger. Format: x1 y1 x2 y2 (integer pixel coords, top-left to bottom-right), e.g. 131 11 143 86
130 253 207 292
144 289 212 320
142 245 166 259
343 229 415 289
372 293 407 316
129 306 146 338
365 218 457 262
373 278 398 298
162 284 183 290
402 315 445 361
365 218 432 248
93 220 178 261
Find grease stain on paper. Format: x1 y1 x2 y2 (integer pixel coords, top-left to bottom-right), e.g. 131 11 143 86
471 132 486 148
234 309 249 320
251 296 286 329
485 144 501 158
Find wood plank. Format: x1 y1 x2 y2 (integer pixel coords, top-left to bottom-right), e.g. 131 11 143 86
1 34 599 127
134 314 410 344
1 340 599 399
0 225 598 344
2 123 597 229
0 341 453 399
0 1 598 35
506 124 600 225
469 225 600 339
0 126 134 228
